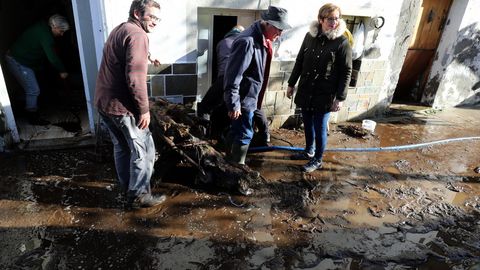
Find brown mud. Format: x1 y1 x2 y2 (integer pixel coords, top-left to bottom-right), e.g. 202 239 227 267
0 106 479 269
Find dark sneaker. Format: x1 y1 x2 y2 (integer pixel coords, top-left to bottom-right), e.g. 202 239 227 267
291 151 314 160
256 140 271 147
302 159 322 173
128 194 167 208
258 132 270 145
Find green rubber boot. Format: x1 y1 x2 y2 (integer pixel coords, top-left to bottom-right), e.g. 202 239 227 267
229 143 249 165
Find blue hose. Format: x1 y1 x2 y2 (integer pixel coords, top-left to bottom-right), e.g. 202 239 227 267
248 136 480 153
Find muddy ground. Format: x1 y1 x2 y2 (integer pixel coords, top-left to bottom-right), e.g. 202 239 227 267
1 106 479 270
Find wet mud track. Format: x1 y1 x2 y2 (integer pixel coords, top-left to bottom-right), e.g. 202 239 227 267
1 107 479 269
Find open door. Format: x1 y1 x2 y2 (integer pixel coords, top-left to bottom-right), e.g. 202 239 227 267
0 0 96 150
393 0 453 104
211 15 238 82
197 8 258 100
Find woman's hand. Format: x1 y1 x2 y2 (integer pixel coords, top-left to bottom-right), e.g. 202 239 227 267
286 86 295 99
331 100 343 112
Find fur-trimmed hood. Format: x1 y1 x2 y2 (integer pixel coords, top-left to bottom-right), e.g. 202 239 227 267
309 19 347 40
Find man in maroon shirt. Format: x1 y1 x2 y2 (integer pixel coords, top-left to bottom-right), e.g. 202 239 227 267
95 0 163 208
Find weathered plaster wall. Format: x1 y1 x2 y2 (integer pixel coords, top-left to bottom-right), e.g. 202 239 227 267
102 0 400 64
104 0 272 63
0 64 17 149
377 0 422 110
100 0 412 124
94 0 425 125
424 0 480 108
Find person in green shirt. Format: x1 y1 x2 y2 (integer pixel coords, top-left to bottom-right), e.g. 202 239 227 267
5 14 69 125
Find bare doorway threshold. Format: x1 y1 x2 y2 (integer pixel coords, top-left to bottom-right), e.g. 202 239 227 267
15 106 95 151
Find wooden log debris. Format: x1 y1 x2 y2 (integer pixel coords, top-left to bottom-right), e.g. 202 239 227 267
149 98 259 195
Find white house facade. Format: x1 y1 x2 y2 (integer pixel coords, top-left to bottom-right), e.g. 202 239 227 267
0 0 478 150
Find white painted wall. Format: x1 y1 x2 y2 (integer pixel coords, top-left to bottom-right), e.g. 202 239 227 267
428 0 480 108
0 64 19 143
100 0 405 64
277 0 403 61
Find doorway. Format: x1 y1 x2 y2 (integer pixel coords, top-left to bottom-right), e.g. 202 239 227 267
393 0 453 105
197 8 258 100
0 0 90 149
211 15 237 82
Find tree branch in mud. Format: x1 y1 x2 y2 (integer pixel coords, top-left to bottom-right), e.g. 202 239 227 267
148 98 258 195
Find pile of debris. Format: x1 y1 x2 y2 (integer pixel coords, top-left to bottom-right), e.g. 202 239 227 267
148 98 260 195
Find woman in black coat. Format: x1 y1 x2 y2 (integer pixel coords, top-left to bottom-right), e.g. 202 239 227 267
287 3 352 172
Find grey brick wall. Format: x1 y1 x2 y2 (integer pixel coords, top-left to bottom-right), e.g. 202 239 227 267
342 59 386 121
266 58 388 127
146 58 388 127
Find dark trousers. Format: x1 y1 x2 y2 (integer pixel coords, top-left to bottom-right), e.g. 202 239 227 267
253 109 269 142
209 103 230 140
198 77 269 142
197 76 224 117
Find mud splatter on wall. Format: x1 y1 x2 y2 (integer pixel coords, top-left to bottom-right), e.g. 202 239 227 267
423 0 480 108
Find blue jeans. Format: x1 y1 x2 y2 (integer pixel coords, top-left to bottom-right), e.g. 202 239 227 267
5 55 40 112
99 112 156 198
228 110 254 145
302 109 330 161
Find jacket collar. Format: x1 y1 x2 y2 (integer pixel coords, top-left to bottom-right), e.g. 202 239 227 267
308 19 347 40
127 17 146 32
241 21 267 47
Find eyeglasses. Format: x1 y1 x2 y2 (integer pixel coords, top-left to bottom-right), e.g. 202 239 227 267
146 14 160 22
324 17 340 23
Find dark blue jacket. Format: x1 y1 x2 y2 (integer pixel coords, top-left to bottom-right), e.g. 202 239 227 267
216 30 241 78
223 21 268 113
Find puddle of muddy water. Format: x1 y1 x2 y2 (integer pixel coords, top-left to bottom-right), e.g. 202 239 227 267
2 107 480 269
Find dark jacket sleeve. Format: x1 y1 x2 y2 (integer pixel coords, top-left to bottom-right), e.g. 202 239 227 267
335 38 352 101
288 33 309 87
223 37 254 112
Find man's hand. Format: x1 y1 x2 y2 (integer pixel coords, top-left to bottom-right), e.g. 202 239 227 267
137 112 150 130
150 58 160 67
228 110 241 120
59 72 68 79
286 86 295 99
331 100 343 112
148 53 161 67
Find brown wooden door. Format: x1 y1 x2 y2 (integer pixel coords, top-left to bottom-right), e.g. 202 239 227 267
393 0 452 103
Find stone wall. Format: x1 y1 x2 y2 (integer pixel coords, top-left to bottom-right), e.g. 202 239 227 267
148 63 198 105
147 57 390 128
253 58 389 128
